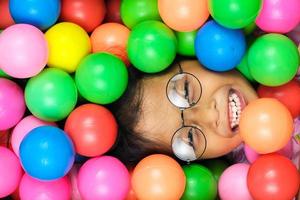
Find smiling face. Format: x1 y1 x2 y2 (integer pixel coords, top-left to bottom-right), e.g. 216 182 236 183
135 60 258 160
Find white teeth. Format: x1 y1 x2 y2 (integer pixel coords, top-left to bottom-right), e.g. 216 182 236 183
229 91 242 129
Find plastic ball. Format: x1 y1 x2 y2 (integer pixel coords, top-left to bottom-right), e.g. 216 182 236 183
45 22 91 73
0 24 48 78
248 34 299 86
236 51 256 82
132 154 186 200
68 165 82 200
0 69 10 78
181 164 217 200
0 147 23 198
248 153 300 200
20 126 75 181
195 20 246 72
105 0 122 24
60 0 106 33
19 174 71 200
121 0 161 29
0 130 10 147
127 20 177 73
239 98 293 154
175 30 197 56
78 156 130 200
25 68 78 122
0 0 14 29
218 163 252 200
0 78 25 131
208 0 262 29
75 53 128 104
256 0 300 33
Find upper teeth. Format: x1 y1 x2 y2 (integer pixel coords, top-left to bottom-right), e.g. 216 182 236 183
229 92 241 129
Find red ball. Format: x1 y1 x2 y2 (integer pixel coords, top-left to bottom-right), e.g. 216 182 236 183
247 153 300 200
60 0 106 33
257 79 300 118
105 0 122 24
0 0 14 29
64 104 117 157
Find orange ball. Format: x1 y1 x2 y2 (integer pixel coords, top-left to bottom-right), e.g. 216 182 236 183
132 154 186 200
158 0 209 32
90 23 130 66
239 98 293 154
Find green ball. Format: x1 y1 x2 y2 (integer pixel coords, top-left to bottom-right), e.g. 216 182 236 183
202 159 229 182
75 53 128 104
243 22 256 35
127 20 177 73
121 0 161 29
25 68 78 121
0 69 10 78
208 0 262 29
248 34 299 86
236 52 256 82
182 164 217 200
175 30 197 56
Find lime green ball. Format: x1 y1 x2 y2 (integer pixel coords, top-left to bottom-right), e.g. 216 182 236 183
0 69 10 78
127 20 177 73
236 52 256 82
175 30 197 56
243 22 256 35
182 164 217 200
75 53 128 104
202 159 229 182
208 0 262 29
121 0 161 29
248 34 299 86
25 68 78 121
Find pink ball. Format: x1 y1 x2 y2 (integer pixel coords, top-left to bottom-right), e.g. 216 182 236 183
218 163 253 200
256 0 300 33
0 78 25 131
0 24 48 78
0 147 23 198
19 174 71 200
78 156 130 200
68 164 82 200
11 115 56 157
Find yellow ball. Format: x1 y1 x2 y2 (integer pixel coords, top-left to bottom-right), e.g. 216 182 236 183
45 22 91 73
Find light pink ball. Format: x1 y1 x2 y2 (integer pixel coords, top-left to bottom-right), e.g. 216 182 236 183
0 24 48 78
0 147 23 198
256 0 300 33
0 78 25 131
218 163 253 200
11 115 56 157
78 156 130 200
19 174 71 200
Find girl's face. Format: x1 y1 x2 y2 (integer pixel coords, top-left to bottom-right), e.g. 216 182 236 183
135 60 258 159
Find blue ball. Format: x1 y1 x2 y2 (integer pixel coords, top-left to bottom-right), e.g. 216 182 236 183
195 20 246 72
20 126 75 181
9 0 61 30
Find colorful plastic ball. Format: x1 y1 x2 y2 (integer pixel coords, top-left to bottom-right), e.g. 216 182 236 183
91 23 130 66
195 20 246 72
208 0 262 29
25 68 78 122
158 0 209 32
257 79 300 118
121 0 161 29
175 30 197 56
0 69 10 78
45 22 91 73
19 174 71 200
68 165 82 200
11 115 56 157
202 159 229 182
248 153 300 200
236 51 256 82
218 163 252 200
0 147 23 198
75 53 128 104
127 20 177 73
239 98 293 154
78 156 130 200
0 24 48 78
0 0 14 29
0 130 10 147
20 126 75 181
256 0 300 33
132 154 186 200
0 78 25 131
60 0 106 33
248 34 299 86
105 0 122 24
181 164 217 200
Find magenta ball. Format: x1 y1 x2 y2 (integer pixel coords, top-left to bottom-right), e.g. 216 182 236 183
0 147 23 198
11 115 56 157
0 24 48 78
218 163 252 200
19 174 71 200
78 156 130 200
0 78 26 131
256 0 300 33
